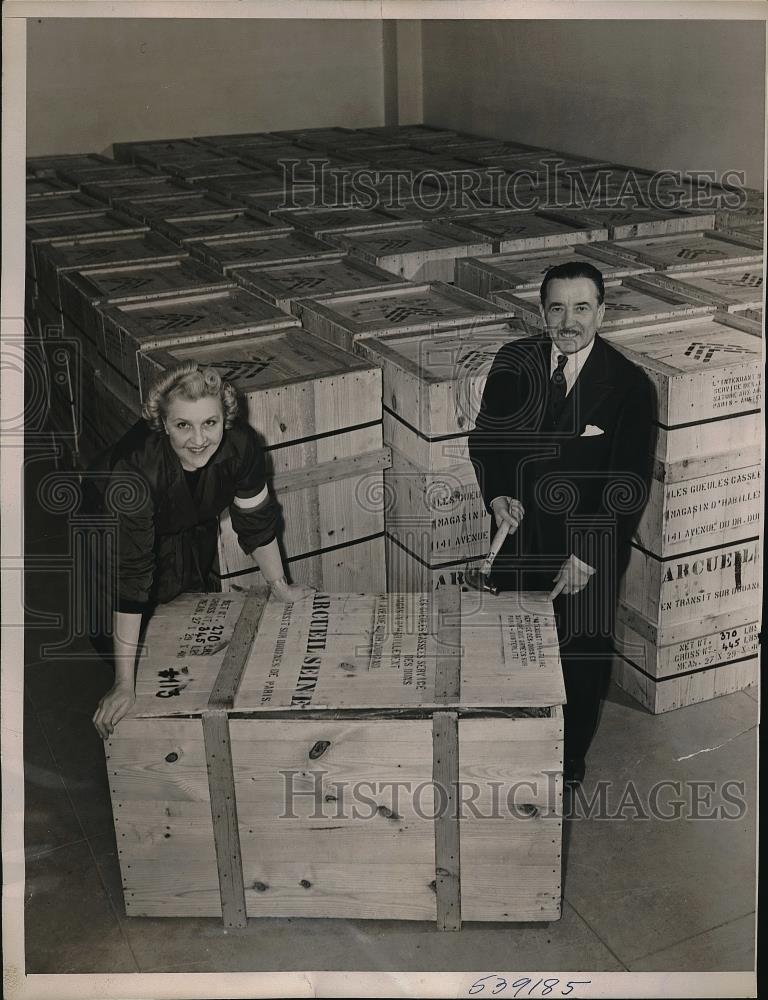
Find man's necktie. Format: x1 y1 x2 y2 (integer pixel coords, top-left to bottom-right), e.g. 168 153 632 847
547 353 568 426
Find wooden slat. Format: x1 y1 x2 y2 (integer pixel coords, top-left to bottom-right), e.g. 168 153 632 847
435 585 462 703
270 447 391 494
432 711 461 931
201 709 247 928
207 587 269 710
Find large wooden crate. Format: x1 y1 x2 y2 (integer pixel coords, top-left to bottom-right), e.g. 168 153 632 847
107 586 565 925
296 282 515 354
541 205 715 239
96 287 298 400
357 323 529 588
26 152 112 178
326 221 494 282
26 212 147 281
713 189 764 231
25 192 106 222
642 264 764 314
112 138 205 164
230 256 411 314
35 231 186 311
603 314 763 463
117 190 239 225
190 231 341 275
138 329 389 594
57 163 164 187
156 209 294 246
270 206 407 236
637 447 762 559
493 273 716 332
26 176 79 198
446 210 608 253
613 602 760 714
82 176 195 208
581 230 764 273
59 259 234 374
455 245 648 299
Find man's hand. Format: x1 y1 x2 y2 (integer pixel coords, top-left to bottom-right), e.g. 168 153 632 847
93 682 136 739
270 578 315 603
550 554 596 599
490 496 525 534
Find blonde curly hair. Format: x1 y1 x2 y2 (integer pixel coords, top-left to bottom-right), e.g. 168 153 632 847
141 362 239 432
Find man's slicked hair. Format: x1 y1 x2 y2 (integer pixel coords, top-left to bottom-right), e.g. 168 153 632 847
540 260 606 307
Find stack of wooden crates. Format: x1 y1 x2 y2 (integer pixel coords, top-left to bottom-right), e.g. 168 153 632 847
26 128 764 718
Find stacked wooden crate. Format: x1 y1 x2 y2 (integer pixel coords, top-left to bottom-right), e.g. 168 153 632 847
107 585 565 925
600 315 762 711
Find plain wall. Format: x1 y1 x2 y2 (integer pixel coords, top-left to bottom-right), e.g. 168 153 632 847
422 20 765 188
26 19 388 155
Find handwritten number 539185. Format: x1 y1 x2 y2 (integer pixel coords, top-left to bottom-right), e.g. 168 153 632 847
468 976 593 997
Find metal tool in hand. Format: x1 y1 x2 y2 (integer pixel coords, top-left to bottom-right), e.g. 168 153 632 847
464 519 512 595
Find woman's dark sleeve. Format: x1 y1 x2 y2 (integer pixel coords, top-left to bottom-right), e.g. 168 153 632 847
229 429 281 554
106 457 157 614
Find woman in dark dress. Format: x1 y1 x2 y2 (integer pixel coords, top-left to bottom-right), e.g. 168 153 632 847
90 362 312 738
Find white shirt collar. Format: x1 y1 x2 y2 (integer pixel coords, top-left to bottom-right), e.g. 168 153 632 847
550 336 597 394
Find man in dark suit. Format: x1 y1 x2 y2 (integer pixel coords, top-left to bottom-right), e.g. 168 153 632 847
468 260 656 785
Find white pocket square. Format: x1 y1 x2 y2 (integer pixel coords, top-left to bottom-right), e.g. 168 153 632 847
581 424 604 437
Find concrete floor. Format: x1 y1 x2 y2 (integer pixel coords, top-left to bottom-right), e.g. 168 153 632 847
20 451 758 975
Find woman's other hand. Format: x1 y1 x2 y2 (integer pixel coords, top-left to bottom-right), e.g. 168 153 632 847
270 578 316 603
93 682 136 739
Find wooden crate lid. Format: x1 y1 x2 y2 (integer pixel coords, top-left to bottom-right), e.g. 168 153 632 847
603 314 761 379
25 192 106 222
119 190 236 223
130 588 565 718
26 152 112 177
36 231 186 274
82 177 195 207
209 173 298 200
192 231 346 273
358 322 529 437
62 258 234 305
112 138 203 163
646 264 764 311
26 211 147 246
196 132 276 148
271 206 407 235
98 287 298 348
163 158 255 182
541 206 715 238
141 326 378 401
156 210 294 245
26 177 78 199
329 220 494 255
494 273 716 329
241 188 326 216
457 210 606 243
58 163 163 186
460 245 648 290
581 231 764 272
297 281 515 340
231 256 410 303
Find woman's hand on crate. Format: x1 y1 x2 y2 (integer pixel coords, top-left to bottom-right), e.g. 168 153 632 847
270 578 316 604
93 682 136 739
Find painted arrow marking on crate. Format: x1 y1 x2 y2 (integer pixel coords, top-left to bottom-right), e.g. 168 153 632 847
706 273 763 288
372 240 414 252
684 341 755 363
204 358 275 381
152 312 208 331
283 276 329 290
674 248 723 260
382 305 447 321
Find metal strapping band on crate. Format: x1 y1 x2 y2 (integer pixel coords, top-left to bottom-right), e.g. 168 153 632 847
203 587 268 927
270 447 392 494
615 650 759 684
